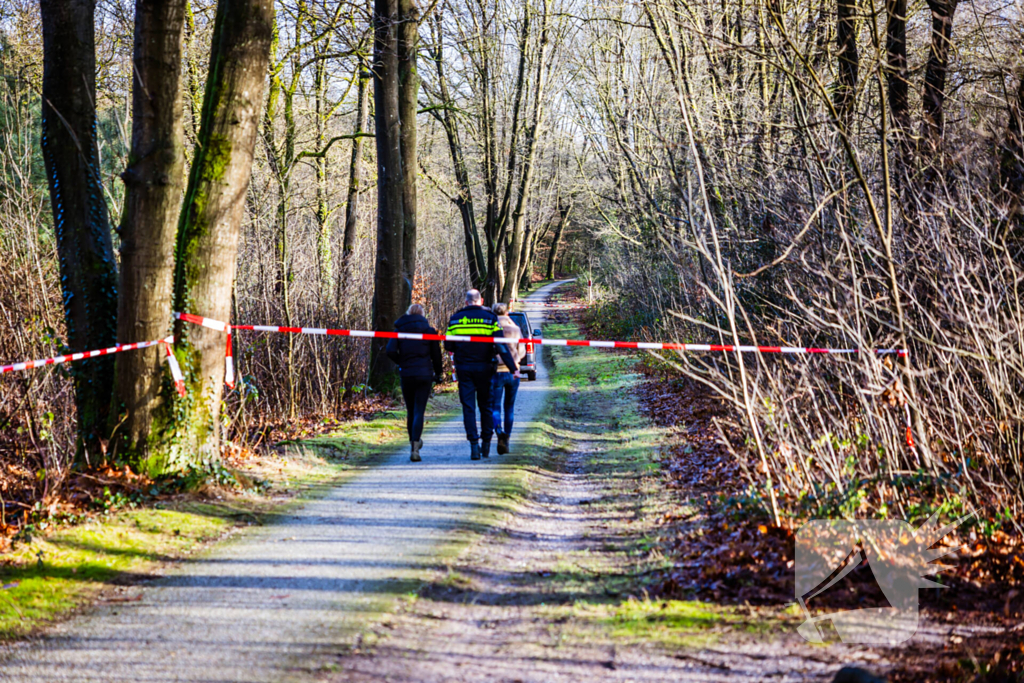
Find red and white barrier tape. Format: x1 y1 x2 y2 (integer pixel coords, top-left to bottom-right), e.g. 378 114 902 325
164 340 187 396
1 335 186 398
224 331 235 389
174 312 906 356
2 336 169 373
174 312 229 332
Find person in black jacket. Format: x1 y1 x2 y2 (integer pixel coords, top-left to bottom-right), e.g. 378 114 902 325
444 289 519 460
385 304 443 462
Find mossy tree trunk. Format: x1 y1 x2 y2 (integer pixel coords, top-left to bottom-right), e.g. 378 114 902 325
40 0 120 464
169 0 273 467
113 0 187 463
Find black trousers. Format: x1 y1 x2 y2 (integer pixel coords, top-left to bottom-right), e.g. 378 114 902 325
456 367 494 442
400 376 433 443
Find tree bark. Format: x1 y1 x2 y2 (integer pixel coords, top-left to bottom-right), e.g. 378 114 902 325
398 0 419 305
114 0 187 462
999 70 1024 243
170 0 273 463
340 59 370 295
545 198 571 280
1001 71 1024 207
518 224 538 291
40 0 120 463
921 0 958 154
314 23 333 305
369 0 406 387
885 0 912 156
835 0 859 128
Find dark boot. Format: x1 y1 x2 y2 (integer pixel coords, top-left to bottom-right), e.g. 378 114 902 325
496 434 509 455
470 441 481 460
481 440 491 458
410 440 422 462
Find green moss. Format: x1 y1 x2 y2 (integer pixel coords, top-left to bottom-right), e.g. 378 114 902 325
575 598 744 647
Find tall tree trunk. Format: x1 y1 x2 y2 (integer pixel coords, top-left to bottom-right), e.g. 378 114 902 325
545 198 571 280
479 0 527 303
481 66 501 300
170 0 273 464
314 28 333 306
369 0 406 387
501 0 552 304
885 0 911 157
263 4 303 418
1001 71 1024 207
340 59 370 297
114 0 187 462
40 0 120 463
921 0 958 154
835 0 859 128
429 14 484 288
281 4 302 417
518 225 537 291
398 0 419 305
999 70 1024 240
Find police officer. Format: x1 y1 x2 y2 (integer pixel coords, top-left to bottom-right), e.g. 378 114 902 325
444 289 519 460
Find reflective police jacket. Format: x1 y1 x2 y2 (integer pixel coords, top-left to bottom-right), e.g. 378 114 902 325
444 305 519 373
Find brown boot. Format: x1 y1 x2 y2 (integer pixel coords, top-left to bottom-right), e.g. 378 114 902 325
497 434 509 454
410 440 422 462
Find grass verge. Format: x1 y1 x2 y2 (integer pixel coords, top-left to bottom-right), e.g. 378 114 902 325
539 320 750 646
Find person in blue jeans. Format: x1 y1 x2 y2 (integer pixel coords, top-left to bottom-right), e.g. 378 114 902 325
490 303 524 454
444 290 519 460
385 304 443 462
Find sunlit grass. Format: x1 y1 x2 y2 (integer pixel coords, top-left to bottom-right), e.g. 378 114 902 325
0 508 228 638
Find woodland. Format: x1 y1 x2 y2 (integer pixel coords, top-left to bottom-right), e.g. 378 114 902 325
1 0 1024 540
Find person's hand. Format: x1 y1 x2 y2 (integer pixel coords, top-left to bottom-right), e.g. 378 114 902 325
513 370 521 379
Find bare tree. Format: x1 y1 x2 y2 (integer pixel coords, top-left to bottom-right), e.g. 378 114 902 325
341 56 371 292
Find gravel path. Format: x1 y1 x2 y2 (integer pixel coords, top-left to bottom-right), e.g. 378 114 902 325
0 281 564 683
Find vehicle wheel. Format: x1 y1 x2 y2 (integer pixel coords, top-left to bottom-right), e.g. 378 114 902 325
527 371 537 381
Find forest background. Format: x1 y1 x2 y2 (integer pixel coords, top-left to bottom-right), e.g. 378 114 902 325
1 0 1023 539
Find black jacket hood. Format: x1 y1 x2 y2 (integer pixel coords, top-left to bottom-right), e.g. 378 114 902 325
394 313 433 333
